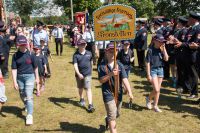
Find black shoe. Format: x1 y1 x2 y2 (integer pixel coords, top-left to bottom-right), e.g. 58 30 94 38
105 117 109 130
88 104 95 113
187 94 198 99
0 112 6 117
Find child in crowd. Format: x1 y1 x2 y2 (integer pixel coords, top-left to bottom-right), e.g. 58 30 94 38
40 38 53 77
73 39 95 113
0 69 7 117
33 45 47 96
145 34 169 112
117 40 134 77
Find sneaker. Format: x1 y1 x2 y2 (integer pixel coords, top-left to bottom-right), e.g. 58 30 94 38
145 97 152 110
0 112 6 117
154 106 162 113
187 94 198 99
105 117 109 130
79 98 85 107
26 114 33 125
88 104 95 113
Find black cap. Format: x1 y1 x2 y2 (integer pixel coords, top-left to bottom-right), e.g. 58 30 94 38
162 18 171 22
154 34 167 43
178 16 188 24
36 20 44 27
154 19 163 26
138 20 146 24
189 11 200 20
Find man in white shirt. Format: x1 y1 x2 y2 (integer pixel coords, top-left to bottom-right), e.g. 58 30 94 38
82 25 96 64
52 23 64 56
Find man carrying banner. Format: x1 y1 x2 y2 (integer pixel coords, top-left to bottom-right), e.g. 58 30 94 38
98 42 133 132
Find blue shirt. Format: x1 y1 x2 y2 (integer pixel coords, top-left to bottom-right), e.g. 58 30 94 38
117 49 134 70
11 50 38 75
35 54 47 73
41 46 50 63
145 46 164 68
73 50 92 76
98 61 127 103
31 29 48 46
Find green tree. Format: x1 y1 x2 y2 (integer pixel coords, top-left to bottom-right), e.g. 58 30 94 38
152 0 200 18
113 0 155 18
53 0 102 21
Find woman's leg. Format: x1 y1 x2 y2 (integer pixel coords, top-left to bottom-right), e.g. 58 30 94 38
24 74 35 115
151 77 160 107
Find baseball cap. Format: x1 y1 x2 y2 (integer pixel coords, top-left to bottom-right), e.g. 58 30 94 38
153 34 167 43
33 45 41 50
16 35 28 46
106 42 119 50
77 39 87 45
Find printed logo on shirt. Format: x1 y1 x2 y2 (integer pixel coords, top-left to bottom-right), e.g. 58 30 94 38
26 58 32 64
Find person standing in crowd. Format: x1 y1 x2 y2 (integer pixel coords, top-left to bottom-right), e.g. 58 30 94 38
170 16 188 92
73 39 95 113
145 34 169 113
73 27 82 47
117 40 134 77
134 20 148 71
52 23 64 56
31 21 48 49
82 25 96 65
0 68 7 117
41 38 52 78
11 35 39 125
154 19 164 35
173 11 199 99
96 40 110 66
33 45 47 96
162 18 173 80
0 21 11 78
98 43 133 132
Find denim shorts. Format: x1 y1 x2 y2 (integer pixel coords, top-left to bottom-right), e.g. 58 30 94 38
150 67 164 78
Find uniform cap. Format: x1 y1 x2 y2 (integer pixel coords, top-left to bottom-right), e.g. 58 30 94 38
189 11 200 20
178 16 188 24
77 39 87 45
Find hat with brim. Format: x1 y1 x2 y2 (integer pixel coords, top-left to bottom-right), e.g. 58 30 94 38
189 11 200 20
36 20 44 27
178 16 188 25
16 35 28 46
33 45 41 50
77 39 87 45
123 40 130 44
138 20 146 25
154 34 167 43
154 19 162 26
106 43 119 51
40 38 45 42
162 18 171 22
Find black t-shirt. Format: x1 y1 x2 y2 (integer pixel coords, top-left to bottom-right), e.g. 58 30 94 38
145 46 164 68
73 50 92 76
35 54 47 73
117 49 134 70
11 50 38 75
98 61 127 103
41 46 50 63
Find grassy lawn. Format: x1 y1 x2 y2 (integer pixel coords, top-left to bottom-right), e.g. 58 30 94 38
0 37 199 133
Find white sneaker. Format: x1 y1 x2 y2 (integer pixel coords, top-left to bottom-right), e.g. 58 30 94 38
154 106 162 113
26 114 33 125
145 97 152 109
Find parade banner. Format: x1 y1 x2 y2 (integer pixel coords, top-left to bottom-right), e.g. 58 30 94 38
93 4 136 41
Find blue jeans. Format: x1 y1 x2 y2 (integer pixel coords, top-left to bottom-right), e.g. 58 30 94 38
150 67 164 78
125 68 131 78
17 74 35 115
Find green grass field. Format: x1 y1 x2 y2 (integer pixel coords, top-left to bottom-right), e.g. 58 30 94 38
0 37 199 133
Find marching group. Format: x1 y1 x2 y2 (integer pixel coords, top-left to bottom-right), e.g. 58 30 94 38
0 10 199 133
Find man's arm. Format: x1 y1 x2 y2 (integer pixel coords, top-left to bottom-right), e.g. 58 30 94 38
122 78 133 99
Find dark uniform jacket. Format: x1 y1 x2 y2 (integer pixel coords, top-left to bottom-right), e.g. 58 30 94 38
134 27 148 50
